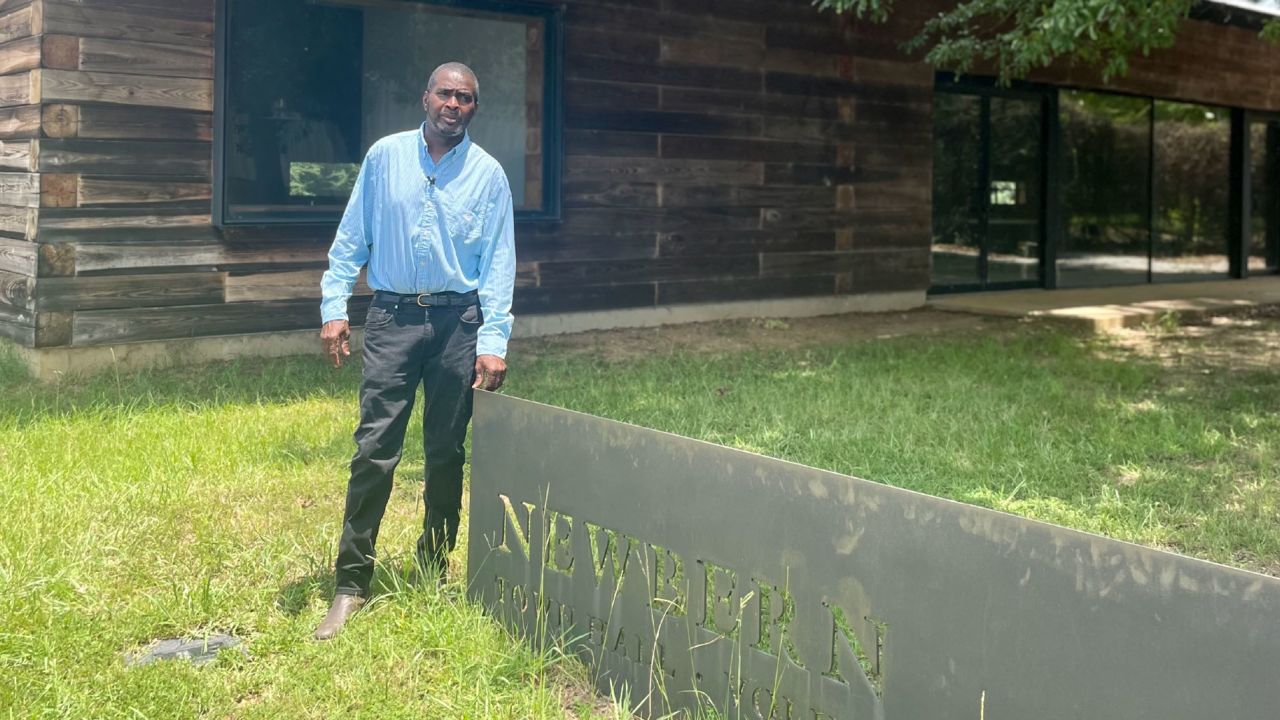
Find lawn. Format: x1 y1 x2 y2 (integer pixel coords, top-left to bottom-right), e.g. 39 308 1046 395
1 309 1277 718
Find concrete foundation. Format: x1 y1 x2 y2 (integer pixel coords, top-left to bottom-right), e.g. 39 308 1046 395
8 290 926 381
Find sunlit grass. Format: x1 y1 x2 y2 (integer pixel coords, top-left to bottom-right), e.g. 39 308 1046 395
2 315 1277 717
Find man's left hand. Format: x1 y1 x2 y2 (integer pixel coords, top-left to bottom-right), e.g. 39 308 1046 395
473 354 506 391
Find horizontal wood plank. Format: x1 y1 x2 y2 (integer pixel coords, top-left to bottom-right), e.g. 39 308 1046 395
77 176 211 205
38 207 210 242
0 104 39 138
0 35 40 74
43 1 213 46
71 299 330 345
0 316 34 344
658 230 834 257
0 235 35 274
657 274 836 305
0 203 35 238
53 36 215 78
74 242 327 273
0 138 35 171
564 156 763 185
0 171 37 206
0 4 36 45
0 71 38 108
41 69 212 111
0 267 33 308
42 103 211 141
36 272 224 311
224 269 370 303
536 254 759 287
39 139 210 176
513 283 655 315
56 0 212 22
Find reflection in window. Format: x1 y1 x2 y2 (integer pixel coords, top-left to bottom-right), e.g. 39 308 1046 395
1152 101 1230 282
1059 91 1152 288
221 0 557 224
1250 118 1280 274
931 93 983 287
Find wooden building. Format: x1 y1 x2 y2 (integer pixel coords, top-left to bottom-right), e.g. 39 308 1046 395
0 0 1278 375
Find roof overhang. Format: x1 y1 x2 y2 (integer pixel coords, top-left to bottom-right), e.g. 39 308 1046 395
1192 0 1280 29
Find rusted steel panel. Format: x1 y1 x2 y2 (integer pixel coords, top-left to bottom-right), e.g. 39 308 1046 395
468 392 1280 719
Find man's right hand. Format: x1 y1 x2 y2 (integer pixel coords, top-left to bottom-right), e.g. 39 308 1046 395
321 319 351 368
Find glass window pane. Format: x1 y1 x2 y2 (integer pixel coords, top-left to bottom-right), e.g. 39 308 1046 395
1059 91 1152 288
931 93 983 287
223 0 549 224
1250 118 1280 273
987 96 1043 285
1152 101 1230 283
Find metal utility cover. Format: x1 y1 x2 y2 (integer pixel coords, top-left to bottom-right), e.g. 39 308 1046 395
467 393 1280 719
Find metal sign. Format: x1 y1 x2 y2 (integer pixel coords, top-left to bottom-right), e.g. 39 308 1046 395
467 393 1280 719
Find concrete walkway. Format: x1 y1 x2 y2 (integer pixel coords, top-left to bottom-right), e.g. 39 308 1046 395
928 276 1280 331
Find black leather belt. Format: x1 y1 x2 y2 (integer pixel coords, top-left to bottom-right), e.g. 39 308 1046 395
372 290 478 307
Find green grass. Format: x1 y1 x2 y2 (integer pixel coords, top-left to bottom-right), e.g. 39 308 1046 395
1 317 1277 717
0 348 618 719
512 323 1280 571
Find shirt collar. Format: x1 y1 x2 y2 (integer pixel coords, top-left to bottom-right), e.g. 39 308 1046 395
420 123 471 164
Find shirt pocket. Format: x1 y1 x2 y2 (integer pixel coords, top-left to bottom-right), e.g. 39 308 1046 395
444 197 486 248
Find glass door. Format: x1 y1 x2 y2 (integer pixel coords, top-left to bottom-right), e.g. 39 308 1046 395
932 87 1046 291
1250 114 1280 275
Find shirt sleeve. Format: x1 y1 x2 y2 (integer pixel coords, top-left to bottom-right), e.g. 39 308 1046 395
320 148 378 324
475 170 516 358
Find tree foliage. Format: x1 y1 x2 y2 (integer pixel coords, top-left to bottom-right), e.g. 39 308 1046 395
814 0 1280 82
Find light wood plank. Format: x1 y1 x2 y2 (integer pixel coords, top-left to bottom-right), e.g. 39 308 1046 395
0 70 39 108
0 171 38 206
0 104 39 138
0 4 37 45
0 267 32 310
0 35 40 74
41 69 211 111
77 176 210 205
74 242 326 272
77 37 213 79
225 269 370 303
0 203 34 238
0 235 35 274
44 1 211 46
0 138 35 171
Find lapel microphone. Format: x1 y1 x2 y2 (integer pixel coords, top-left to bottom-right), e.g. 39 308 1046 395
427 176 436 187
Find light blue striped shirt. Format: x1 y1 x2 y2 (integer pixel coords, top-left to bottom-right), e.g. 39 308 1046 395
321 126 516 358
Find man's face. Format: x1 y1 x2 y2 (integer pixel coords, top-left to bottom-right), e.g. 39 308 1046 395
423 70 478 139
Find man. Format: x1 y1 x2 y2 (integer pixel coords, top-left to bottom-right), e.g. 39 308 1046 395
314 62 515 641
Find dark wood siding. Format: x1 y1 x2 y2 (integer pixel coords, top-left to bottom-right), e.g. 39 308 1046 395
1 0 1279 348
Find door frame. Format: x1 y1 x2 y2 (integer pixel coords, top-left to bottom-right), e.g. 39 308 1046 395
930 75 1057 294
1243 110 1280 276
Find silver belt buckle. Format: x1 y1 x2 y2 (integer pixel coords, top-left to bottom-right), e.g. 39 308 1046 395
415 293 432 307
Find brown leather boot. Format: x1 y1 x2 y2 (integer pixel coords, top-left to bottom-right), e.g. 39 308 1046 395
313 594 366 641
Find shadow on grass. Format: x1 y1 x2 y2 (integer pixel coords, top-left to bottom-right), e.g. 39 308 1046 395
276 553 455 617
276 568 336 617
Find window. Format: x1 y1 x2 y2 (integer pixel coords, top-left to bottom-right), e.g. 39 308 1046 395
216 0 561 225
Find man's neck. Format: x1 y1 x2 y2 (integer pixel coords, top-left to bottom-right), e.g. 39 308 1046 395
423 126 463 164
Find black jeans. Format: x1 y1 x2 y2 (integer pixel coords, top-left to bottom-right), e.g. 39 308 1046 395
334 295 480 596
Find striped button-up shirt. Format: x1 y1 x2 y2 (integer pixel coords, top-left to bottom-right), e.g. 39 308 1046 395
320 127 516 358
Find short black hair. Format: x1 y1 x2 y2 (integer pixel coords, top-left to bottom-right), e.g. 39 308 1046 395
427 62 479 102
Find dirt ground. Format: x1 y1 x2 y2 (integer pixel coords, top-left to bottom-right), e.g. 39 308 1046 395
513 308 1011 362
514 304 1280 373
1107 305 1280 375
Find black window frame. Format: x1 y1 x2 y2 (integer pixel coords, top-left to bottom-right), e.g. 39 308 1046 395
212 0 564 228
